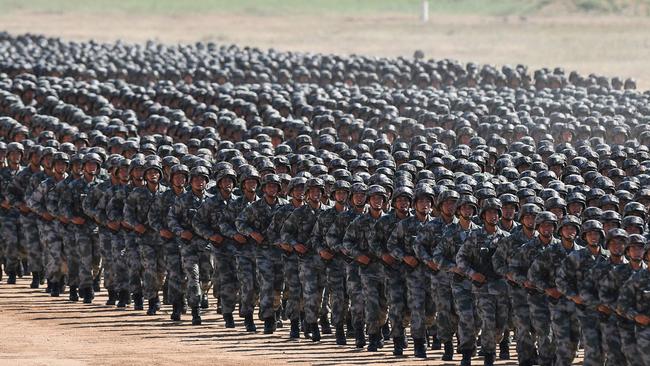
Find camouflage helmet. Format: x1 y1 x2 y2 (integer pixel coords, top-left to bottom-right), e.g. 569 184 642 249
535 211 558 229
391 186 414 203
414 185 435 203
170 164 190 179
625 234 646 252
519 203 541 221
499 193 519 208
351 182 369 195
601 210 622 225
367 184 389 200
605 228 628 250
261 173 282 188
544 197 567 213
623 202 647 219
558 215 581 234
215 168 237 185
332 179 351 192
456 194 478 215
287 177 307 194
143 160 163 177
480 198 502 218
306 177 326 193
622 215 645 232
189 166 211 182
239 165 261 186
128 157 146 176
52 152 70 165
436 189 460 209
581 220 605 241
82 152 102 166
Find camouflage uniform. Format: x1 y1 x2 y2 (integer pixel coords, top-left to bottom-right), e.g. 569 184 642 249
617 268 650 366
387 214 434 340
342 210 386 337
511 236 559 366
433 220 480 353
557 245 609 366
55 175 78 289
493 227 537 364
0 165 21 278
85 178 115 294
456 226 510 355
28 169 50 284
236 196 287 320
529 241 583 366
9 165 42 277
105 182 133 296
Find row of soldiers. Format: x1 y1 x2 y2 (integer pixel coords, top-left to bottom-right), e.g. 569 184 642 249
1 140 649 366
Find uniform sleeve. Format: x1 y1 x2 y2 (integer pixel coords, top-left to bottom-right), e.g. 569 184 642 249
280 210 301 247
58 181 75 219
148 194 165 233
123 190 140 227
456 232 476 278
528 251 551 290
219 201 239 239
167 196 185 237
599 270 619 309
235 204 256 236
413 224 434 263
27 180 48 215
368 218 388 258
556 251 579 298
191 199 217 239
342 217 362 258
325 215 347 253
386 221 405 261
616 276 639 320
509 244 530 285
492 235 511 277
433 231 455 270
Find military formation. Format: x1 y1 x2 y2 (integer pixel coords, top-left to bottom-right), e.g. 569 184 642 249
0 32 650 366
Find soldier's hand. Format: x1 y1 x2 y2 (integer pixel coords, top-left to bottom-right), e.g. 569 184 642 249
294 243 307 254
470 272 486 283
449 266 463 275
107 221 120 230
545 287 562 299
71 216 85 225
381 253 395 266
319 249 334 260
233 233 247 244
523 281 535 289
1 200 9 209
426 261 439 272
250 232 264 244
280 243 293 253
134 224 146 234
569 295 584 305
506 273 516 283
597 304 612 315
403 255 418 268
356 254 370 265
209 234 223 244
121 221 132 229
180 230 193 240
160 229 174 239
42 212 54 221
634 314 650 326
59 216 69 224
19 203 29 213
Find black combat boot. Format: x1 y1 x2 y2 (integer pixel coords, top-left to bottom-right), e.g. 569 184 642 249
244 313 256 332
216 297 222 315
6 271 16 284
146 297 157 315
105 289 117 306
116 290 129 308
484 352 496 366
50 282 60 297
460 350 473 366
429 332 441 350
354 322 366 348
381 321 390 341
289 319 300 339
281 299 287 320
367 333 380 352
92 276 100 292
499 335 510 360
45 279 51 293
346 315 355 339
162 278 169 305
223 313 235 328
82 287 94 304
191 306 201 325
442 341 454 361
200 293 209 309
170 301 181 321
133 293 144 311
393 336 404 356
335 323 347 345
310 322 320 342
414 338 427 358
263 317 275 334
69 286 79 302
275 309 283 328
320 314 331 334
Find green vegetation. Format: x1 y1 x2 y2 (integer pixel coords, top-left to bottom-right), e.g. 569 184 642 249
0 0 648 16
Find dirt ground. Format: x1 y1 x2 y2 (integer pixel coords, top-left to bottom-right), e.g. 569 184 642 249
0 275 584 366
1 11 650 89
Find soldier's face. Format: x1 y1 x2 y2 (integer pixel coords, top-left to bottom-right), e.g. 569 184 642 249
585 231 602 246
560 225 577 241
502 204 516 220
351 193 366 207
191 176 206 191
218 177 234 193
483 209 499 226
441 199 456 217
54 161 67 174
263 183 279 198
415 197 432 215
146 169 160 184
608 239 625 257
627 245 643 262
521 214 536 230
118 167 129 182
308 187 322 203
172 173 187 188
291 186 305 202
132 167 144 180
8 151 21 164
459 204 474 220
369 195 384 210
394 196 410 214
568 202 583 216
538 222 555 239
84 162 99 176
624 226 642 235
333 190 347 204
603 222 619 233
243 179 258 193
41 156 53 169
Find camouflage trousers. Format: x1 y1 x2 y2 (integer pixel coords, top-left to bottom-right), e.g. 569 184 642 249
528 293 555 366
618 320 643 366
360 262 387 336
125 232 142 294
256 246 283 320
509 284 537 363
235 244 257 317
21 214 42 274
299 253 326 324
283 253 302 322
434 275 459 344
180 237 213 308
406 265 435 339
43 221 65 282
633 324 650 366
451 278 479 352
346 261 364 326
326 256 347 326
73 223 99 290
600 316 625 366
549 298 580 366
110 230 129 293
98 228 114 290
36 219 49 277
386 265 409 338
577 307 604 366
60 224 79 287
213 241 238 315
475 289 509 353
163 238 185 306
2 215 21 274
139 233 165 301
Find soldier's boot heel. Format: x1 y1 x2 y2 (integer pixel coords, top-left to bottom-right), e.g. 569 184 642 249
335 324 347 345
392 337 404 356
310 323 320 342
133 293 144 311
483 352 495 366
82 287 94 304
200 294 209 309
430 333 441 350
381 321 390 341
30 272 41 288
69 286 79 302
367 333 380 352
7 271 16 285
223 313 235 328
146 298 157 315
105 289 117 306
92 276 100 292
460 350 472 366
414 338 427 358
171 302 181 321
275 309 283 328
320 314 331 334
162 278 169 305
46 279 52 293
498 337 510 360
244 313 256 332
442 341 454 361
191 306 202 325
263 317 275 334
116 290 129 308
216 298 222 315
354 322 366 348
289 319 300 339
50 282 60 297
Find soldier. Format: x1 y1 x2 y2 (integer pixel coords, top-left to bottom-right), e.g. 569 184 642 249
493 203 539 365
387 186 435 358
312 179 351 344
154 164 189 321
236 173 287 332
457 198 510 366
557 220 610 366
510 211 559 366
225 166 261 331
617 238 650 366
414 189 460 360
369 186 412 355
125 160 167 315
28 146 55 290
0 142 23 284
325 182 367 347
433 194 480 365
342 185 387 351
529 215 582 366
61 153 103 304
